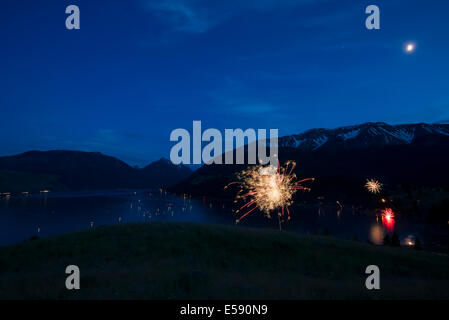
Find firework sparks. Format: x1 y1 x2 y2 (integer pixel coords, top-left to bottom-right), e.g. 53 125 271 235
225 161 314 230
336 201 343 218
365 179 382 194
382 208 394 221
381 208 395 232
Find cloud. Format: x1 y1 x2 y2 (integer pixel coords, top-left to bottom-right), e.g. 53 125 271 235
142 0 329 33
144 0 211 33
206 77 280 115
89 129 121 147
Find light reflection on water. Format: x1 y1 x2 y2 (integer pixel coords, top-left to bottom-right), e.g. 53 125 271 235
369 224 384 245
0 190 445 250
0 190 233 246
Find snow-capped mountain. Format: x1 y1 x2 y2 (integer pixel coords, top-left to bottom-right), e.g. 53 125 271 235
173 122 449 201
279 122 449 151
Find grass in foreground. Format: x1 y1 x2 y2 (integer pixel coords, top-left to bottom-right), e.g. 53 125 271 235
0 222 448 299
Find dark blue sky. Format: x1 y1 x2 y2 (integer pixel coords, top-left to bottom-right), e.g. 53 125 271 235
1 0 448 166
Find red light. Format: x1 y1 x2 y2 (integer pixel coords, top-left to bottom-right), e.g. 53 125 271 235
381 208 395 232
382 208 394 220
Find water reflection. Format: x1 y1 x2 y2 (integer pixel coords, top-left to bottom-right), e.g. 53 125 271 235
370 224 385 245
0 190 445 250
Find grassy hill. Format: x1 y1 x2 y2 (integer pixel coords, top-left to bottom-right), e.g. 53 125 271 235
0 222 448 300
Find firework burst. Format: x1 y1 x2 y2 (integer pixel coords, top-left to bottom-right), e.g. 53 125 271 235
225 161 314 230
381 207 395 232
381 208 394 221
365 179 382 194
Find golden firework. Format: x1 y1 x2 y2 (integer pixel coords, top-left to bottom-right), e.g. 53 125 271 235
365 179 382 194
225 161 314 229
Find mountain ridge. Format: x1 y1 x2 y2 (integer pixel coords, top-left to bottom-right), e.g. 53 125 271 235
279 122 449 151
0 150 192 192
172 122 449 216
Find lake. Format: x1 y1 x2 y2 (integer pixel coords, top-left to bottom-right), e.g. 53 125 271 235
0 190 447 251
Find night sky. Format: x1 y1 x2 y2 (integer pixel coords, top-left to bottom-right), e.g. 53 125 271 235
1 0 448 166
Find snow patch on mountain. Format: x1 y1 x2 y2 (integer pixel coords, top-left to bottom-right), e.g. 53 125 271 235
434 127 449 136
339 129 360 141
294 138 305 148
369 127 380 135
396 129 415 143
313 136 328 150
279 122 449 152
377 127 415 144
423 125 434 134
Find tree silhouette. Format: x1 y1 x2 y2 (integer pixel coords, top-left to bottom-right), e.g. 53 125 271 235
391 232 400 247
383 234 391 246
414 237 423 250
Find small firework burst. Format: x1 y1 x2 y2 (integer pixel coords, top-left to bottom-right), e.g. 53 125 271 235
365 179 382 194
381 208 395 232
381 208 394 221
225 161 314 230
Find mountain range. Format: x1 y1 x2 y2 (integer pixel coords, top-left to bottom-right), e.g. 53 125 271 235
279 122 449 151
2 122 449 200
0 151 192 193
173 122 449 203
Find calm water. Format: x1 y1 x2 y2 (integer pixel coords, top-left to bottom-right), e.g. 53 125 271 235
0 190 447 251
